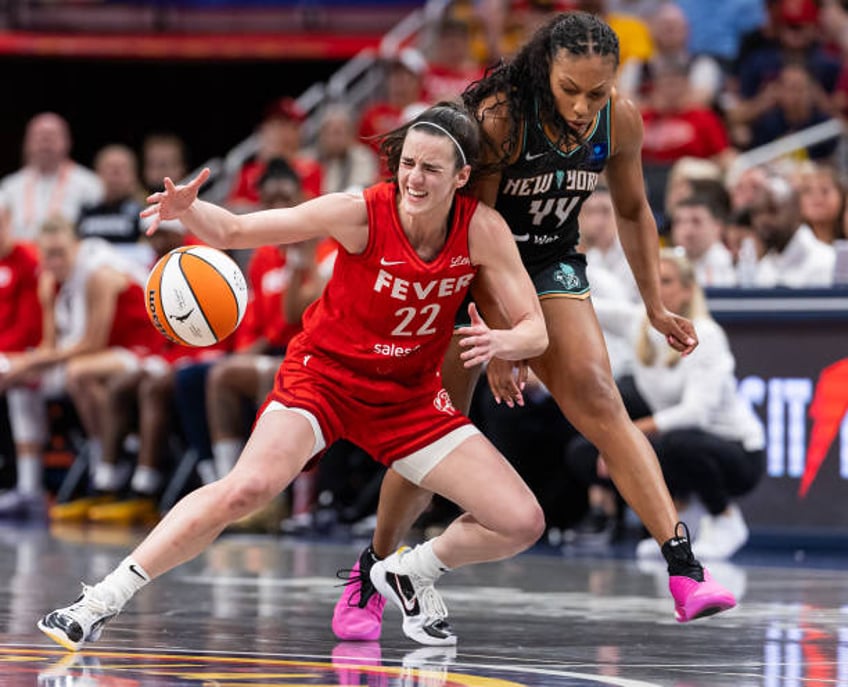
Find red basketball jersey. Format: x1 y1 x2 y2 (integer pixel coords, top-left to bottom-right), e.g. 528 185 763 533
298 182 478 398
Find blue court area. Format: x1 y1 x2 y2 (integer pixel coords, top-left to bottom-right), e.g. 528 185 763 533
2 522 847 686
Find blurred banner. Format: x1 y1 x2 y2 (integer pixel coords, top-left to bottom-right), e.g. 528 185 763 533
710 289 848 537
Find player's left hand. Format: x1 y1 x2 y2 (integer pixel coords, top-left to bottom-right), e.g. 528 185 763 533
142 167 211 236
648 308 698 356
457 302 506 368
486 357 527 407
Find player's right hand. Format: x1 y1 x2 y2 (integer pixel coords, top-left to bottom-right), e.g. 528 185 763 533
142 167 211 236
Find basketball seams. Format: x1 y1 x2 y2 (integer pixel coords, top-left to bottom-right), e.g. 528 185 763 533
175 253 223 341
181 250 241 318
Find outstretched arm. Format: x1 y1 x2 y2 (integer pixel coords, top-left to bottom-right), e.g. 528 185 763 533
142 168 368 253
606 94 697 355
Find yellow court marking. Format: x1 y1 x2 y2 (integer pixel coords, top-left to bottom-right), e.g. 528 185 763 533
4 647 528 687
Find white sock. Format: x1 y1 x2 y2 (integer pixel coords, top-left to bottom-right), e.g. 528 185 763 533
16 454 42 495
93 556 150 609
212 439 242 479
93 462 122 492
130 466 162 496
404 539 450 582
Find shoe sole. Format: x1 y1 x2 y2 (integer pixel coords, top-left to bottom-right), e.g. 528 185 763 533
37 620 82 652
676 597 736 623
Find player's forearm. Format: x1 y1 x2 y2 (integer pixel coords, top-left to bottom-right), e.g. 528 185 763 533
496 316 548 361
179 200 243 249
617 212 664 317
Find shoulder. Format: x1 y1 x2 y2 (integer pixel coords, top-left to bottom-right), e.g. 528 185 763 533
468 202 512 260
609 90 644 156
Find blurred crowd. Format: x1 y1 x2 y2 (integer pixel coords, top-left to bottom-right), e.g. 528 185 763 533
1 0 847 561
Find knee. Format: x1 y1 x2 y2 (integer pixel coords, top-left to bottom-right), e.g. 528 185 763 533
219 473 275 519
505 498 546 549
560 368 623 427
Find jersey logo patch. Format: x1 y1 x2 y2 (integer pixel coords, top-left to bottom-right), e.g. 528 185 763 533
553 262 581 290
380 258 405 266
433 389 456 414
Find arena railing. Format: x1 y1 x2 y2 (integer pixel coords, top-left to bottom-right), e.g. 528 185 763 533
197 0 452 205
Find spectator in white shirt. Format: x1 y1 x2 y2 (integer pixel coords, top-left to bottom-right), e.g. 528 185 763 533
671 191 738 287
0 112 103 241
566 249 766 560
750 175 836 287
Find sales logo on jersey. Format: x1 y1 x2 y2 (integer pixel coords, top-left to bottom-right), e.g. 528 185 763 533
434 388 456 414
553 263 582 291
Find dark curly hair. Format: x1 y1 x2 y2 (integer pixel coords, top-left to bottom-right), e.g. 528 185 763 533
379 101 481 186
462 11 619 170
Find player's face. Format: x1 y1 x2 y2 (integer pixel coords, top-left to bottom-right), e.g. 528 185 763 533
396 129 469 218
549 51 616 137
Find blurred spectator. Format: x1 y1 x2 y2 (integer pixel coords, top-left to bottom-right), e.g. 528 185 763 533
76 144 151 269
0 112 102 242
727 163 770 212
655 157 724 235
227 97 323 213
748 63 840 161
640 59 733 167
142 133 188 194
207 159 336 532
750 174 836 286
795 161 846 244
577 184 638 378
573 0 654 68
618 3 723 108
303 105 378 194
0 196 42 507
358 48 428 161
578 183 640 303
676 0 767 70
729 1 840 148
0 217 160 519
48 219 197 525
421 17 486 103
670 191 738 287
568 249 766 560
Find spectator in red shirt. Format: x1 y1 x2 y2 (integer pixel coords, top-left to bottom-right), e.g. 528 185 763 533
358 48 428 172
226 97 323 213
422 17 486 104
0 196 42 512
640 59 733 166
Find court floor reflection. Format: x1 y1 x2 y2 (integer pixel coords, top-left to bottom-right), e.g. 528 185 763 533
1 522 847 686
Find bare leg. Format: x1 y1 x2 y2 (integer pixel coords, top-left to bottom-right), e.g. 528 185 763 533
132 409 316 578
371 336 481 557
530 298 678 544
420 433 545 568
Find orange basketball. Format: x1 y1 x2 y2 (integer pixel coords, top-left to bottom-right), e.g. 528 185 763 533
145 246 248 347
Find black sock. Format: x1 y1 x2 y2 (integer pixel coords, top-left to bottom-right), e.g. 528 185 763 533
661 523 703 581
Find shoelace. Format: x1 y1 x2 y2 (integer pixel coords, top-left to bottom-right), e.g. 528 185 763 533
66 584 121 625
415 580 449 621
335 568 376 608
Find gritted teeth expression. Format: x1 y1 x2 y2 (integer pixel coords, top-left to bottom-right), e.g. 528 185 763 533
397 129 466 212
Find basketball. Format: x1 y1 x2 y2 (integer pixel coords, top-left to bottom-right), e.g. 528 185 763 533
145 245 248 347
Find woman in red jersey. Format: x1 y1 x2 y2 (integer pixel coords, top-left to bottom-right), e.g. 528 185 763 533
38 102 548 650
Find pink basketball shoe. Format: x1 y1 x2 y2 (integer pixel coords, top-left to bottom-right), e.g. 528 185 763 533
663 522 736 622
670 568 736 622
332 548 386 641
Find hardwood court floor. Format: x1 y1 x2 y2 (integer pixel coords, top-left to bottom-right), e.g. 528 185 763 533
1 521 846 686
